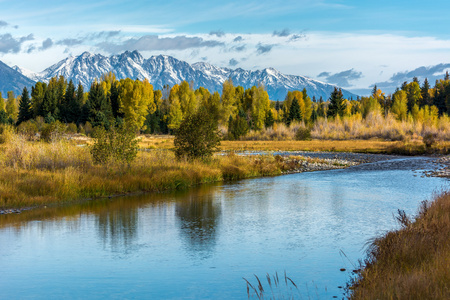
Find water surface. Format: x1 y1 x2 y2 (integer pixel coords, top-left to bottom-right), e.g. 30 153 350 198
0 156 448 299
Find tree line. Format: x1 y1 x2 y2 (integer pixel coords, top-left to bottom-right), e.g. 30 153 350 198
1 71 450 138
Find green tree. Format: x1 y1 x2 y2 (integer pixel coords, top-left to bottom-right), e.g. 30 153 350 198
421 78 432 107
228 110 249 140
41 84 57 119
174 109 221 160
86 81 112 128
59 80 75 123
328 87 346 118
391 90 408 121
202 91 221 122
31 81 46 118
17 87 32 125
6 91 18 123
433 79 448 115
405 81 422 112
283 90 305 124
287 98 302 125
0 110 7 124
264 109 275 128
0 92 5 112
90 123 138 166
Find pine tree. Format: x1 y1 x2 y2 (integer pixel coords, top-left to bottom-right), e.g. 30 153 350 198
371 85 378 97
433 86 446 115
17 87 32 125
264 109 274 128
31 82 46 118
41 87 57 119
74 83 84 123
60 80 75 123
421 78 431 107
87 81 112 129
328 87 346 118
287 98 301 125
110 81 122 119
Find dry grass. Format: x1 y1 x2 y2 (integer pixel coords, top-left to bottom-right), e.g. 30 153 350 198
349 191 450 299
0 134 304 210
136 134 174 149
136 135 450 154
312 113 450 142
221 139 398 153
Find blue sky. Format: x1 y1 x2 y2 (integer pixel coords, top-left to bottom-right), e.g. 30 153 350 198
2 0 450 94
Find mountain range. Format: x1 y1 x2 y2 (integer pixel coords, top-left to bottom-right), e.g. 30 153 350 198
0 61 36 97
1 50 357 100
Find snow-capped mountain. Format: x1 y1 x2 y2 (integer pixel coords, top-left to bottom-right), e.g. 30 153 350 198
16 51 357 100
0 61 36 97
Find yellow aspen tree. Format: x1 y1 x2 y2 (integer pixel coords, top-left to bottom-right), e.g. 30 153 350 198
220 78 236 124
178 81 197 116
6 91 18 122
251 83 270 130
167 97 183 131
119 78 155 130
391 90 408 121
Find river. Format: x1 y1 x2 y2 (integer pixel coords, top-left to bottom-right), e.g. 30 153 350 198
0 155 448 299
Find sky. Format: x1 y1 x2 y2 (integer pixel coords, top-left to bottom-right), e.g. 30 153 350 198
1 0 450 95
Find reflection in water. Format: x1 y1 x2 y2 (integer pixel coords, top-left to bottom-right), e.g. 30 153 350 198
176 193 221 259
96 206 139 253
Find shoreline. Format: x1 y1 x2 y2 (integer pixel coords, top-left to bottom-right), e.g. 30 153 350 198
2 150 447 216
348 190 450 299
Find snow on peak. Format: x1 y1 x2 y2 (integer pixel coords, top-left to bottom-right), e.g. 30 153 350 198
19 51 357 100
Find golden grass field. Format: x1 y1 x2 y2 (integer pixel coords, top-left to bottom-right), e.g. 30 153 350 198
137 135 450 154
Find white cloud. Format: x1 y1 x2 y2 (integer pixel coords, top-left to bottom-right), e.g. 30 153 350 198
4 30 450 94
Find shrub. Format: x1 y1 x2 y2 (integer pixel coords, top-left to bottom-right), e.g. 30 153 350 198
228 115 249 140
0 124 15 144
90 124 138 166
295 125 312 140
422 132 437 149
174 109 221 160
84 121 93 136
66 123 78 134
16 120 39 141
40 121 67 142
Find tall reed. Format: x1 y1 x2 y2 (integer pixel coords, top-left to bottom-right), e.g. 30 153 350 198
349 191 450 299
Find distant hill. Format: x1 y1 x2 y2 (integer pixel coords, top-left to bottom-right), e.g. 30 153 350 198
0 60 36 97
13 51 358 100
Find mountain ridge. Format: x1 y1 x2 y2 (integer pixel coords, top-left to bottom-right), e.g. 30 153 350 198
9 51 358 100
0 61 36 97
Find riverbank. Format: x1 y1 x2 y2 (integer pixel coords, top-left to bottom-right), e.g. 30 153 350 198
0 137 362 213
349 190 450 299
